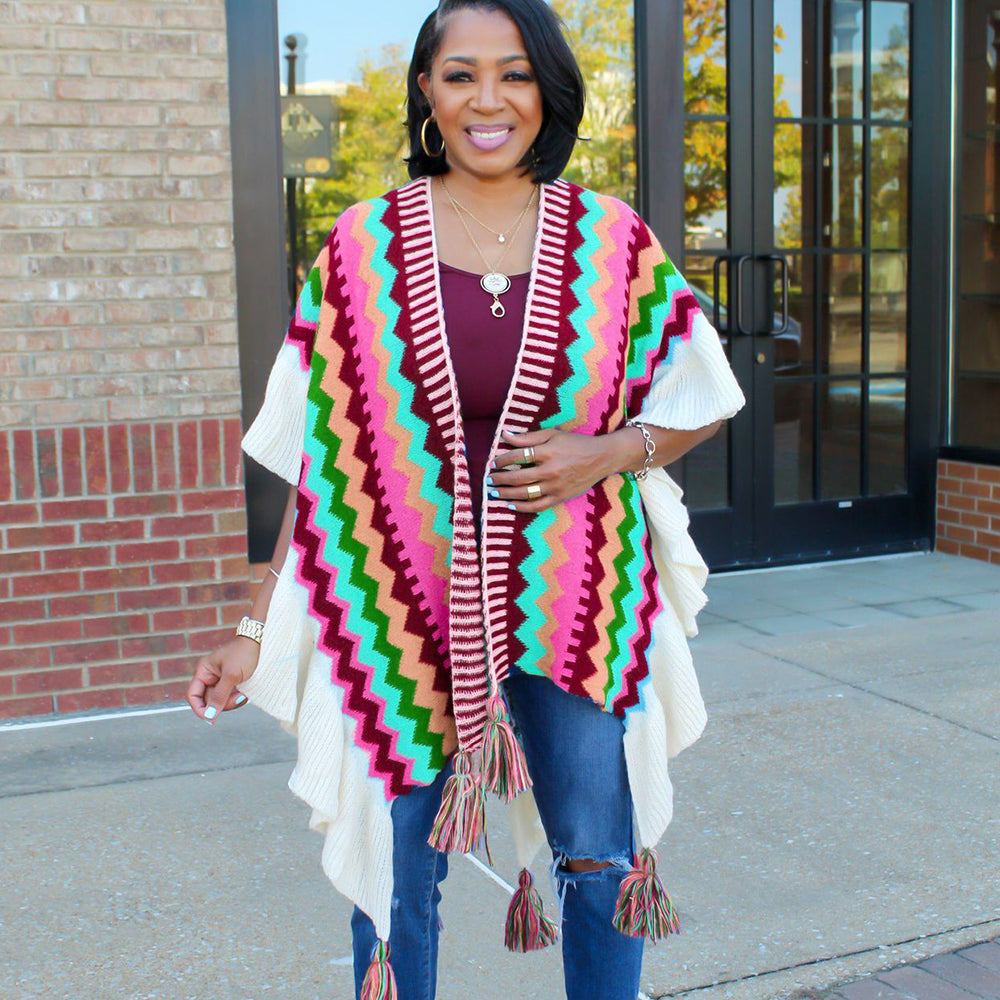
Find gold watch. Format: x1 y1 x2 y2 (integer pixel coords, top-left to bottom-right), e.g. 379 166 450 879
236 615 265 645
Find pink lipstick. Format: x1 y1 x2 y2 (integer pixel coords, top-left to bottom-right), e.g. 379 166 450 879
465 125 513 151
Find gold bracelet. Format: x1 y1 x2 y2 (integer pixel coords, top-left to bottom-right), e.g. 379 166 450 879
624 418 656 481
236 615 265 645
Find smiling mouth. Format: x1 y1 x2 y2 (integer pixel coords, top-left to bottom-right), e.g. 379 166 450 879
464 126 514 151
466 127 512 140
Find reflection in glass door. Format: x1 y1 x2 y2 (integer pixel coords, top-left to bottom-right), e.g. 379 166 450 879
768 0 910 509
676 0 924 567
757 0 915 561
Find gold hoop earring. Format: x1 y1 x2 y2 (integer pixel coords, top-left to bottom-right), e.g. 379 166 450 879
421 116 446 158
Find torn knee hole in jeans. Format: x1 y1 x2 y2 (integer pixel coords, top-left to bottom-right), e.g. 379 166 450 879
546 849 632 924
550 849 632 886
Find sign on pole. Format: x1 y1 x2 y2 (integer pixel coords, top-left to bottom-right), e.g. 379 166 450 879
280 95 339 178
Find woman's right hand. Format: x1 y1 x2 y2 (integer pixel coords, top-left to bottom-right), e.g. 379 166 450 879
186 636 261 725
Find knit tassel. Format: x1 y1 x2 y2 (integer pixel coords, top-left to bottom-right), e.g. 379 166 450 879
504 868 559 952
613 848 680 942
360 940 397 1000
427 749 488 856
481 694 532 801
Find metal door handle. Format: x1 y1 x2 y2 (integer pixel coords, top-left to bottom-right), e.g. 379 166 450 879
735 254 753 335
712 254 754 335
760 253 789 334
712 254 726 331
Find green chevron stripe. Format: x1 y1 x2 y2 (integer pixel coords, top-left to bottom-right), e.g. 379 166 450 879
602 476 648 710
625 253 689 382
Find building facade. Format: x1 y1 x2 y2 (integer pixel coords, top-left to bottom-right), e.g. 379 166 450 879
0 0 997 720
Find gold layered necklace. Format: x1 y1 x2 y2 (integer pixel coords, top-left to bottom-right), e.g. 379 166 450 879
439 177 538 319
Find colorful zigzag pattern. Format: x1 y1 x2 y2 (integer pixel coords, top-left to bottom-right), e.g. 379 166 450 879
279 176 701 799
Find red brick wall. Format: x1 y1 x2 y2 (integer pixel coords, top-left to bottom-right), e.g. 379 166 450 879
0 418 254 719
0 1 247 721
936 459 1000 565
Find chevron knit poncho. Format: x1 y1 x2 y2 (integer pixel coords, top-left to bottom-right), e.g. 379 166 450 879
240 174 746 984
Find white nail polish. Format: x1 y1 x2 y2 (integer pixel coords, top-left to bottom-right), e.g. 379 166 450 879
234 694 247 706
204 706 217 720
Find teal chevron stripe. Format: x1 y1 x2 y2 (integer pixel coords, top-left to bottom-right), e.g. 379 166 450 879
513 506 558 675
551 189 605 424
299 265 323 325
602 476 648 710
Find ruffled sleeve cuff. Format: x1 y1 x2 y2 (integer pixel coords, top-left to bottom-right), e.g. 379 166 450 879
637 307 746 432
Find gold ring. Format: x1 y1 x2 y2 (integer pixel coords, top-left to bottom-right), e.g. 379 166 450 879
523 447 535 463
526 484 542 499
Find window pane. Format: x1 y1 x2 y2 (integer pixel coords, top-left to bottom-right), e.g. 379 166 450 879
775 252 815 374
868 378 907 496
823 124 863 248
821 254 863 373
823 0 864 120
958 298 1000 373
775 381 815 504
685 1 728 115
775 123 816 248
956 378 1000 449
871 2 910 120
685 120 729 251
870 252 908 373
821 380 862 500
774 0 817 119
683 420 731 510
277 2 423 287
871 126 908 249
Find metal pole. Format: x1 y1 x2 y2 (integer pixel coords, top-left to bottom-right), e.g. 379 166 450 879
285 35 299 308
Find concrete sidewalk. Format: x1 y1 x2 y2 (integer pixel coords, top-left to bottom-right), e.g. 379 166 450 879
0 552 998 1000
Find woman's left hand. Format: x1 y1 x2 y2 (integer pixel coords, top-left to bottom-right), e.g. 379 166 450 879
488 427 620 512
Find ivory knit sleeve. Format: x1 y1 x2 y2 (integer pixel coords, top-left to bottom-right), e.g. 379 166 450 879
241 251 327 486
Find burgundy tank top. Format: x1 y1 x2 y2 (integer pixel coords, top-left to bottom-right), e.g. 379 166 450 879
439 260 529 545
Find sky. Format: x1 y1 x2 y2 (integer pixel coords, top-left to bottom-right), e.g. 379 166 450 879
277 0 438 85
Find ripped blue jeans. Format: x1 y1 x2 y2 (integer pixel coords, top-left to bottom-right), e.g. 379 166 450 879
351 669 644 1000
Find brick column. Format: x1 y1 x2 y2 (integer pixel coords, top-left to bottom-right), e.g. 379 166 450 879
0 1 255 720
936 459 1000 565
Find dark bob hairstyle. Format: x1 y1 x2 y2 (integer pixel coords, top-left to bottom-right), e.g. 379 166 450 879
405 0 586 183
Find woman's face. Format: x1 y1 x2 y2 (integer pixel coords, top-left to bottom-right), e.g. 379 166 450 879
418 8 544 183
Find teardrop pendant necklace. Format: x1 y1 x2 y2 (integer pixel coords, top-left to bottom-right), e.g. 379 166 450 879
439 177 538 319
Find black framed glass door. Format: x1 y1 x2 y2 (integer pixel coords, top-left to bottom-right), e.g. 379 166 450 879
667 0 937 569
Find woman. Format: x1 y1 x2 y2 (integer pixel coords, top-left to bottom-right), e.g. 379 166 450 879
186 2 745 998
